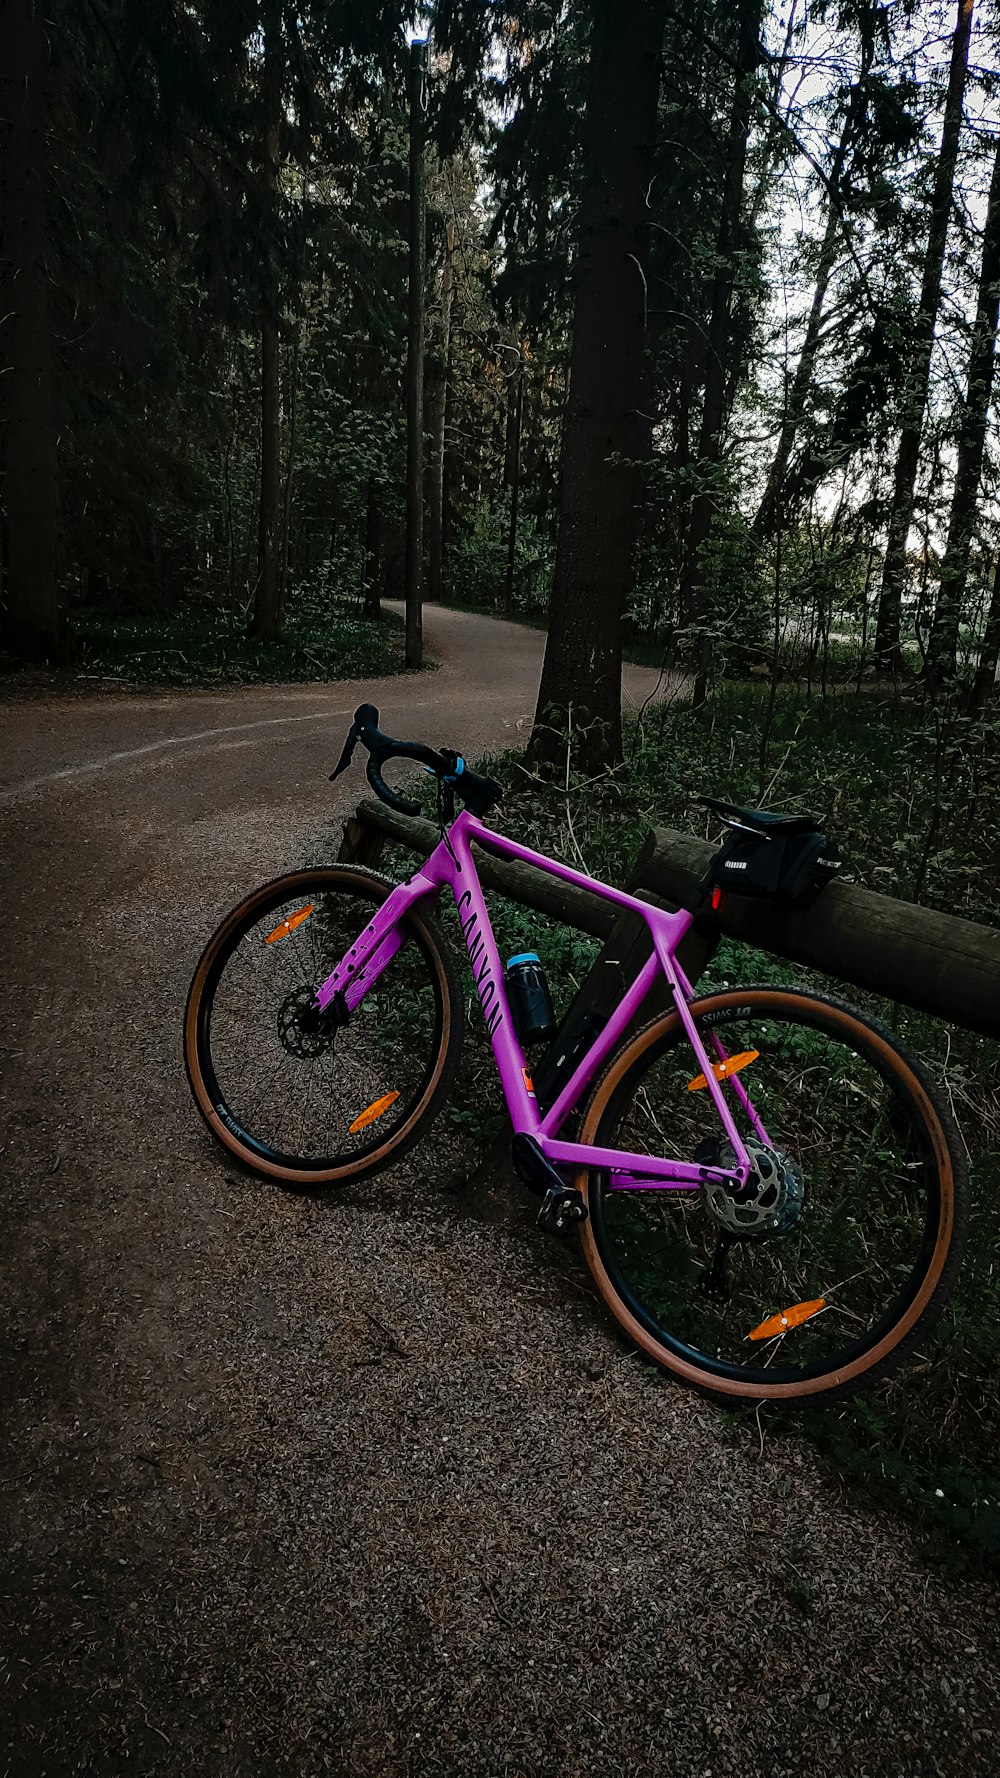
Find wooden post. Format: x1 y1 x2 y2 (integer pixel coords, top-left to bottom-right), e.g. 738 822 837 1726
337 816 386 869
405 39 427 670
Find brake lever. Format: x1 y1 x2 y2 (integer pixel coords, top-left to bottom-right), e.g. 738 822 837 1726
329 703 383 783
330 703 431 816
329 726 360 783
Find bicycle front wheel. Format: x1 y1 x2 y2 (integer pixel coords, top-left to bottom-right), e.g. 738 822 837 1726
578 986 967 1405
185 865 462 1186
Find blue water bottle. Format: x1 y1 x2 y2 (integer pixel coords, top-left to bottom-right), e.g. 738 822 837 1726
505 952 558 1046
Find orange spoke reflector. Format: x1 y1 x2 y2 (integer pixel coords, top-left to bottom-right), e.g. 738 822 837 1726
265 903 316 944
748 1298 826 1342
348 1091 400 1134
687 1048 759 1092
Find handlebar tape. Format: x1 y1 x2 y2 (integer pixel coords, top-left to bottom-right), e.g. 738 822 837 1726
365 754 421 818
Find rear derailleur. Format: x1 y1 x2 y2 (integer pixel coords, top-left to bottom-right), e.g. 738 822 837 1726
694 1233 736 1304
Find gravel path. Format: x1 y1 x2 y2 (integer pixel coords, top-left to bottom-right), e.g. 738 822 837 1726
1 607 996 1777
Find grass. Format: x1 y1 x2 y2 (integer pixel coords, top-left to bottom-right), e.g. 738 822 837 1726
358 677 1000 1559
65 594 408 688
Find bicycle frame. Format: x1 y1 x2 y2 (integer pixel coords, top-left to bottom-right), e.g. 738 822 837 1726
315 809 768 1191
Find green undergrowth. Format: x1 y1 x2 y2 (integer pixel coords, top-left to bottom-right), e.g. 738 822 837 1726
361 678 1000 1558
441 597 926 684
65 594 407 688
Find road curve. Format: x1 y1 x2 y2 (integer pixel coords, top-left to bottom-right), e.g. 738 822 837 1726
0 602 678 811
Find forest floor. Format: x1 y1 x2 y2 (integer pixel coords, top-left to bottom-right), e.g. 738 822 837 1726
1 604 997 1778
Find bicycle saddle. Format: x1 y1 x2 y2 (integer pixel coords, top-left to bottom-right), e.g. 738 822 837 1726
698 796 820 836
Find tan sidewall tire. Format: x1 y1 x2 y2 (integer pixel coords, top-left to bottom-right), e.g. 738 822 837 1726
184 866 460 1186
575 987 962 1404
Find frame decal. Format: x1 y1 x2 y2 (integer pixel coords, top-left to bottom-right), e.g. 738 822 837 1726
456 886 503 1038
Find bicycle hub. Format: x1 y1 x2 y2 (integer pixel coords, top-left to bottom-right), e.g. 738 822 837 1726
700 1137 804 1240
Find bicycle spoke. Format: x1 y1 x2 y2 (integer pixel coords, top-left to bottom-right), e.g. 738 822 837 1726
190 874 453 1175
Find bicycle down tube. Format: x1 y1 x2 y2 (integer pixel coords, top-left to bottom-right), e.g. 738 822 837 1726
313 809 766 1192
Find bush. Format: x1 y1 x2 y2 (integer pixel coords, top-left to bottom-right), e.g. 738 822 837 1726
68 582 407 687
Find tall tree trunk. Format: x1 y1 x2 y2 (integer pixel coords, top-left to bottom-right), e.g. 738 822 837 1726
254 300 280 640
679 0 763 706
427 219 454 605
224 364 239 602
743 0 804 235
503 350 524 613
404 38 427 669
753 62 872 539
363 479 382 620
441 295 460 579
968 553 1000 716
925 134 1000 685
873 0 973 673
529 0 666 772
249 2 282 643
278 322 300 616
0 0 63 662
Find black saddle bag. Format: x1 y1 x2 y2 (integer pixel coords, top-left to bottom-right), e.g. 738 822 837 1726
703 827 841 906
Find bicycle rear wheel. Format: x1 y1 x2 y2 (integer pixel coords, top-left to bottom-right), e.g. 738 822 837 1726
185 865 462 1185
577 986 967 1405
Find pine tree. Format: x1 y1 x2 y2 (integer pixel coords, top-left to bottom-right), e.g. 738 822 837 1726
873 0 974 673
925 134 1000 686
0 0 64 661
529 0 667 771
677 0 764 706
752 17 880 539
249 0 284 643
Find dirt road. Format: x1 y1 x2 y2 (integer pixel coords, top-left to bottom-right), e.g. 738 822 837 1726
1 607 996 1777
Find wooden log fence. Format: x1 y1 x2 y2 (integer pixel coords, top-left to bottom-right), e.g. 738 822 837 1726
339 800 619 938
633 828 1000 1041
338 798 1000 1042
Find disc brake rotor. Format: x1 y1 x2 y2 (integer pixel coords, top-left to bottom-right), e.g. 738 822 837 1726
276 985 336 1059
700 1137 805 1240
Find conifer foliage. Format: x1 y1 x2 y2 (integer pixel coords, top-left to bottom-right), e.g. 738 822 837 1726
1 1 999 743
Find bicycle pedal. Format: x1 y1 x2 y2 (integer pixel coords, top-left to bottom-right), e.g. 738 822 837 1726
510 1134 588 1236
536 1184 588 1238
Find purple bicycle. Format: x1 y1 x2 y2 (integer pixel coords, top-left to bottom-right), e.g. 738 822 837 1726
185 706 966 1406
